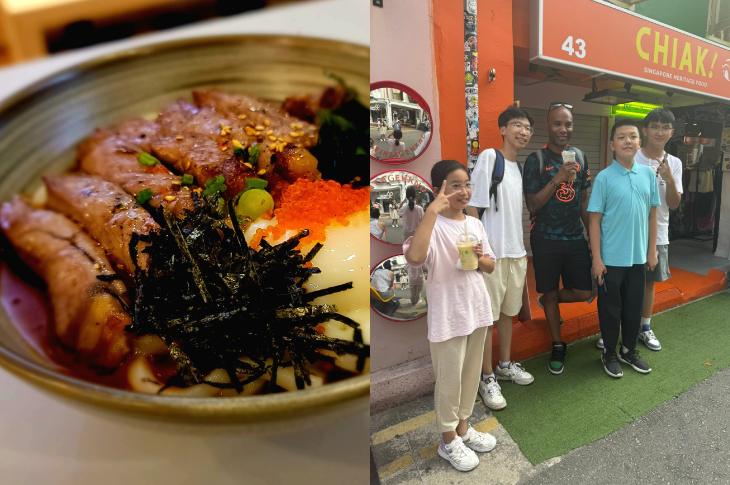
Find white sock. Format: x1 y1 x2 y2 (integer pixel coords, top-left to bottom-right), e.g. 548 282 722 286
498 361 510 369
622 345 630 354
482 373 495 382
641 317 651 329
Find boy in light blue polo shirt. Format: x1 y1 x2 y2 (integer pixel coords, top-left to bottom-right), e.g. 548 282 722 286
587 119 660 378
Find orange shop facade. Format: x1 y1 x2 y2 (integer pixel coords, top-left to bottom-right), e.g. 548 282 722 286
370 0 730 413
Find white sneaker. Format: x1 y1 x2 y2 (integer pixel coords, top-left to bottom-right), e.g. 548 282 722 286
479 377 506 410
596 338 604 350
494 361 534 385
460 425 497 453
638 328 661 351
437 436 479 472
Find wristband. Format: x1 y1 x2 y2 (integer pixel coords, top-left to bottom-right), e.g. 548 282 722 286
549 179 560 189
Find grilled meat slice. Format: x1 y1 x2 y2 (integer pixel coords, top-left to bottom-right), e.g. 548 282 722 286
79 135 194 214
0 198 132 368
151 101 257 197
193 90 318 148
44 174 159 273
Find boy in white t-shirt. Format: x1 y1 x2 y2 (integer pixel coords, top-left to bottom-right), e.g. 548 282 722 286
466 106 535 411
636 109 682 350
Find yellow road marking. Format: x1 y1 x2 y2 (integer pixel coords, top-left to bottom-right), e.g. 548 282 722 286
419 443 439 459
474 416 499 434
378 455 414 478
371 411 436 446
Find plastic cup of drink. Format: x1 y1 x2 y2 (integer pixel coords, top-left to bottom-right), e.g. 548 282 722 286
562 150 577 180
456 233 479 270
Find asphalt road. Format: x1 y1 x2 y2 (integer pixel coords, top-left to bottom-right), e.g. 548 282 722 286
521 364 730 485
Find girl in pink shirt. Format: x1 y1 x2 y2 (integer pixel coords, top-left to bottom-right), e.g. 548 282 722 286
403 160 497 472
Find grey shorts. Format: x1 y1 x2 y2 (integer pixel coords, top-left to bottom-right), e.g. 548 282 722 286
646 245 671 282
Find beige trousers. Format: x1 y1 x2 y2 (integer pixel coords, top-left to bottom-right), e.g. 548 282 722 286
429 326 488 433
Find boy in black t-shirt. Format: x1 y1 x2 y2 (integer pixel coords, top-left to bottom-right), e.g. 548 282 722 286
522 102 593 375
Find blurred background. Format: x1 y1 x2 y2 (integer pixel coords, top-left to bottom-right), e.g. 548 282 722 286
0 0 314 66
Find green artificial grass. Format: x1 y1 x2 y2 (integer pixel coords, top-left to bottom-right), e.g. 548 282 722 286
496 292 730 465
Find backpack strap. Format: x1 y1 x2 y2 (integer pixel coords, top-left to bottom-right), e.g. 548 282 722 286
536 149 544 173
572 147 585 173
489 149 505 213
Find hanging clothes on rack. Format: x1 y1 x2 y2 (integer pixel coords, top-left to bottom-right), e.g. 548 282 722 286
688 169 714 192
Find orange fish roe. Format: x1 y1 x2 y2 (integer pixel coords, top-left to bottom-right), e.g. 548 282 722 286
250 179 369 249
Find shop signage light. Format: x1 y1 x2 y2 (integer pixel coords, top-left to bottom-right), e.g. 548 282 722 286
610 102 662 118
530 0 730 102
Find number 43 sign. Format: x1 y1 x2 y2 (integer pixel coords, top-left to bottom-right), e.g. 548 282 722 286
561 36 586 59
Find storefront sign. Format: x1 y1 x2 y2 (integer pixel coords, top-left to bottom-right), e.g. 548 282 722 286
530 0 730 102
372 172 429 191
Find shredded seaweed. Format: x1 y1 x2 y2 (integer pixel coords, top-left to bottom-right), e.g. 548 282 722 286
127 194 368 393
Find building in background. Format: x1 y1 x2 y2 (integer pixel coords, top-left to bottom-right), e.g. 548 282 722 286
370 0 730 414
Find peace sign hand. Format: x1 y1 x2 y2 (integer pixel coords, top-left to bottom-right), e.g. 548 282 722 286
427 180 460 215
656 155 672 181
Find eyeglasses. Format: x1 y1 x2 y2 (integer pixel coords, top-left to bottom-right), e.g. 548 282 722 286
447 183 474 191
548 102 573 112
508 121 534 134
648 125 673 134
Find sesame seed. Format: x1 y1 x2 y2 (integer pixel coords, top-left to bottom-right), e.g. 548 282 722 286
232 139 243 149
290 122 297 129
266 130 273 136
255 125 265 131
296 143 303 148
184 160 191 170
289 132 299 137
257 169 266 175
238 114 247 119
93 263 101 270
244 163 253 169
220 146 228 151
164 195 176 201
264 120 270 126
269 143 276 149
268 136 277 142
254 131 261 136
176 135 184 140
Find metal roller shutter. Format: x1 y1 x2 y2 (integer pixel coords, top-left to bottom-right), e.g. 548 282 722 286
516 108 604 255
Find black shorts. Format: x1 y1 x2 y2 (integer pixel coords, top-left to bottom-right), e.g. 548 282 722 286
531 236 593 294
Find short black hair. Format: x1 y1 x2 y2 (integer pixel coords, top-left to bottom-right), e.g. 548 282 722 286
370 207 380 219
643 108 675 128
431 160 468 192
611 118 641 141
498 106 533 128
382 260 392 270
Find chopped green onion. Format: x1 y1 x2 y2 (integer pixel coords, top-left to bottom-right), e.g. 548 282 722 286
245 178 268 191
136 189 153 205
181 174 194 186
138 153 159 167
202 175 227 196
233 147 245 157
249 145 260 165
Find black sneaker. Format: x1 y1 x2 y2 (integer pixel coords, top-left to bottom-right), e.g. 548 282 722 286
601 349 623 378
618 347 652 374
548 342 566 375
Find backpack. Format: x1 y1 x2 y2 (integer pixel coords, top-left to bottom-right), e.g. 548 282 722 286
482 149 522 216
